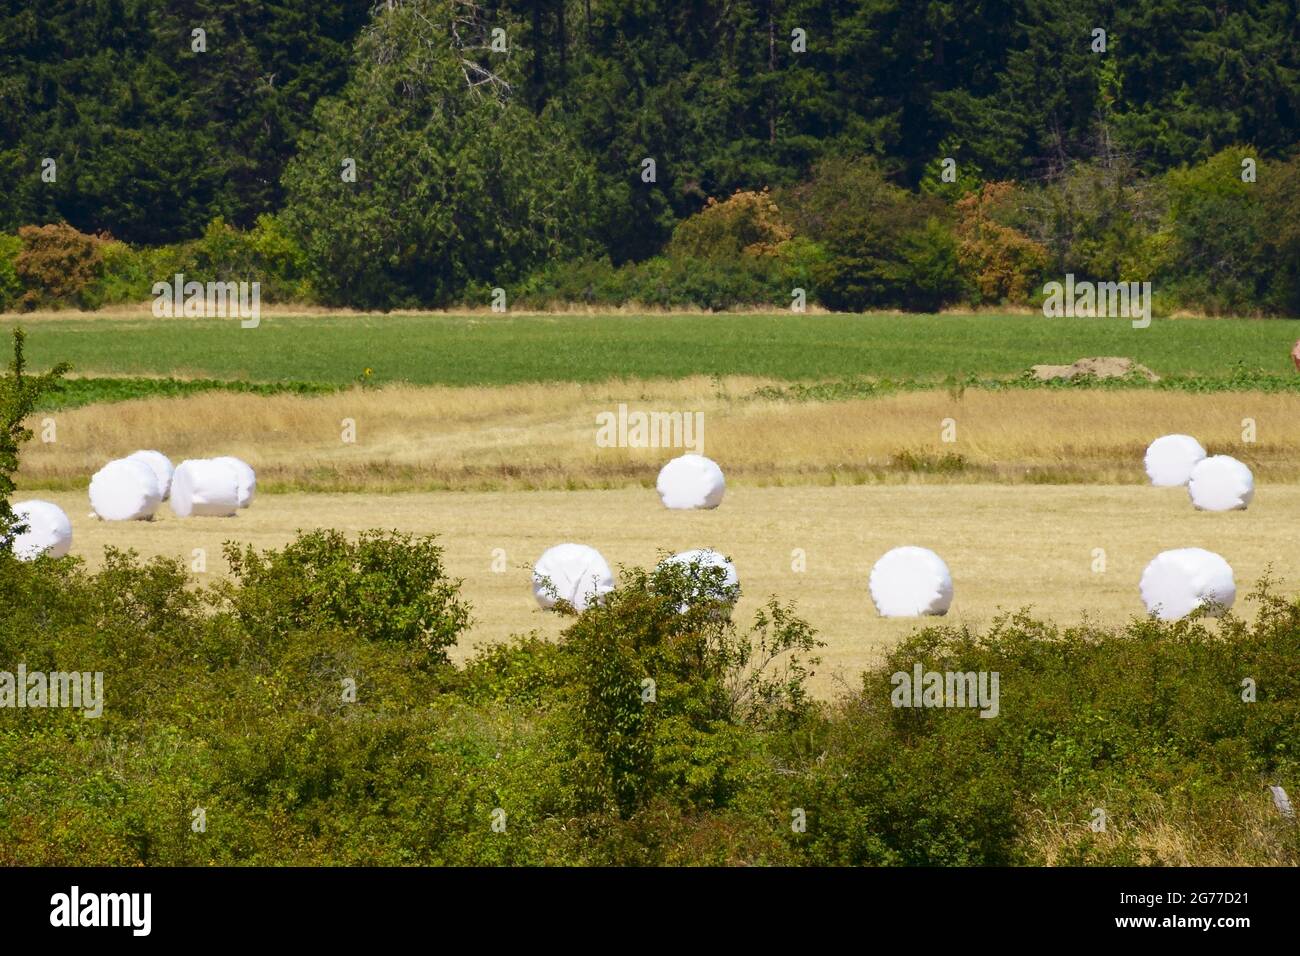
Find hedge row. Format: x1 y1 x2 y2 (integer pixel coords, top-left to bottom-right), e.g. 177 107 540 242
3 148 1298 316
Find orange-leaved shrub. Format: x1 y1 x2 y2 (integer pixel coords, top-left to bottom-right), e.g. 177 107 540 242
954 182 1049 305
14 223 107 309
667 189 793 261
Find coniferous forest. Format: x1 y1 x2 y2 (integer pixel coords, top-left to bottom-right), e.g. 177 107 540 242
2 0 1299 314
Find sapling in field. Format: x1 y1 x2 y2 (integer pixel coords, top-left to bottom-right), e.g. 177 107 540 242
0 328 69 548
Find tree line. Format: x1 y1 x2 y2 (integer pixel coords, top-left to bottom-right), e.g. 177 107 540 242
2 0 1298 312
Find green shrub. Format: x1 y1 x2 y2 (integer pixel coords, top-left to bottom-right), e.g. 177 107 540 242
773 236 830 301
784 157 962 312
513 254 796 311
555 560 821 816
798 590 1300 865
0 233 21 312
630 256 784 311
919 139 986 202
7 216 312 312
511 257 623 307
81 240 153 308
185 216 312 304
1011 160 1163 289
0 541 571 865
1257 153 1300 316
221 529 472 663
457 634 569 707
136 241 199 293
1156 148 1264 315
893 216 964 311
245 214 313 302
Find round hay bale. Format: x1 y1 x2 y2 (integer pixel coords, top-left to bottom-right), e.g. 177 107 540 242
126 450 175 500
1187 455 1254 511
659 548 739 611
532 543 614 611
1139 548 1236 620
869 546 954 617
170 459 241 518
1143 434 1206 486
127 450 175 500
10 500 72 560
212 456 256 508
89 457 162 521
656 454 725 510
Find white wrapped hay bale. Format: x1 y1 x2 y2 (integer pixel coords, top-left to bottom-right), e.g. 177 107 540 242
1187 455 1254 511
213 456 256 508
89 457 162 521
1144 434 1206 486
656 454 726 510
126 450 175 500
660 548 740 610
532 543 615 611
869 546 954 617
10 500 72 560
1139 548 1236 620
170 459 241 518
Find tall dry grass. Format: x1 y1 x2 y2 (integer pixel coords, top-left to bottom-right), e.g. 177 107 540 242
1025 791 1299 866
19 378 1300 491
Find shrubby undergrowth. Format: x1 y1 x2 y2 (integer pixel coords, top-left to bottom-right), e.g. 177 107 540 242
0 533 1295 866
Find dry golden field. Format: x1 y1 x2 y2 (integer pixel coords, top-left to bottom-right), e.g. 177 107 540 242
26 483 1298 698
18 378 1300 490
20 379 1293 698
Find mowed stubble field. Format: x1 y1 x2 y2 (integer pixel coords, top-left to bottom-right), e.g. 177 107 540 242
31 484 1299 698
11 310 1298 698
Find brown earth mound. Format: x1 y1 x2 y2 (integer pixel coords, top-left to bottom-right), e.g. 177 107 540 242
1029 356 1160 382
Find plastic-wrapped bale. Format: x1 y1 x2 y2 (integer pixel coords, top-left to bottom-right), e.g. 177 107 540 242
213 456 256 508
1187 455 1254 511
532 543 615 611
656 454 725 510
1139 548 1236 620
1143 434 1206 486
869 546 954 617
170 459 241 518
126 450 175 500
10 500 72 560
89 457 162 521
659 548 739 611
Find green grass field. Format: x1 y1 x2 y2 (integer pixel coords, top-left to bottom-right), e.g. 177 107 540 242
9 312 1297 387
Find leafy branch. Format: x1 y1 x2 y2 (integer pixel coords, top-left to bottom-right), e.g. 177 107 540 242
0 327 70 544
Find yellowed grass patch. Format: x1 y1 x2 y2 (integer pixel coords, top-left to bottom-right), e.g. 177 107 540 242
20 380 1300 491
1025 791 1297 866
24 483 1300 699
